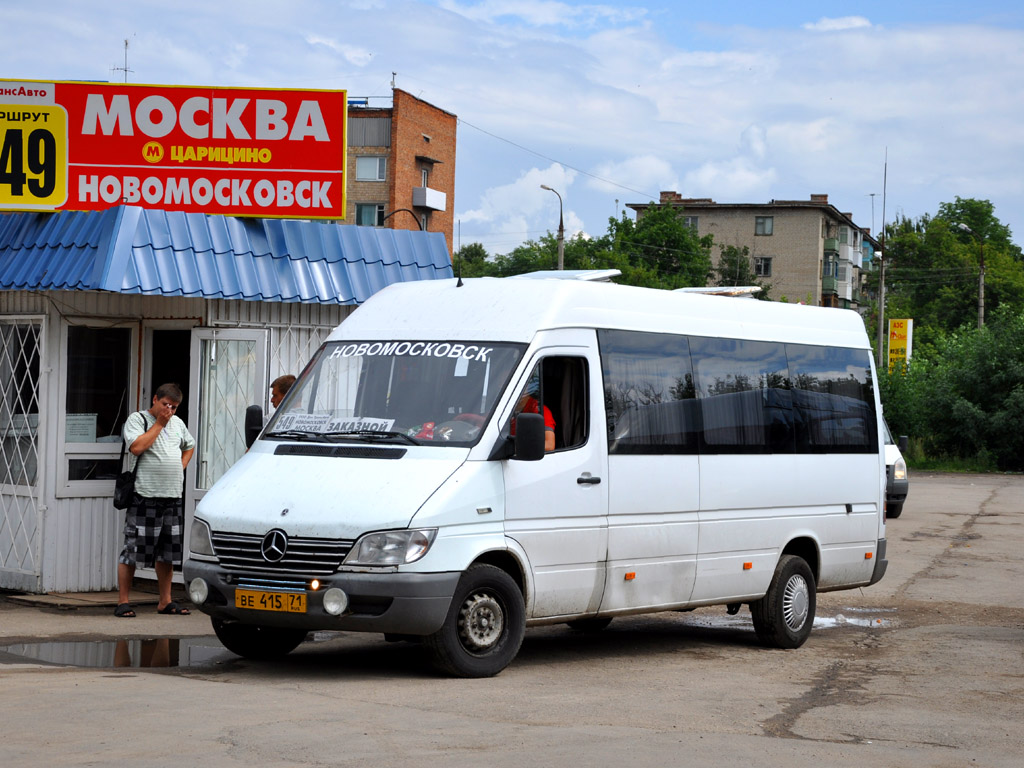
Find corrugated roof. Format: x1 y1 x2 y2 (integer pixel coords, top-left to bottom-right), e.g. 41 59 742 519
0 206 453 304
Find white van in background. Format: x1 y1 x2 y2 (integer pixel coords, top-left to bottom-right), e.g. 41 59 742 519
884 420 910 518
184 276 888 677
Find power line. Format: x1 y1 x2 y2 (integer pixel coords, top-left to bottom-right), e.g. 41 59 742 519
457 117 659 202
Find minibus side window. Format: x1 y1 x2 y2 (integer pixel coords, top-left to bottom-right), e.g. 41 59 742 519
787 344 878 453
512 357 589 451
598 329 699 455
689 337 794 454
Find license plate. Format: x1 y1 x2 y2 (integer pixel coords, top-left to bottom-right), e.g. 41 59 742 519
235 588 307 613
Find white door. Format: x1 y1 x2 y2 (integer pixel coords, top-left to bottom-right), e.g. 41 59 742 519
502 344 608 619
185 329 267 524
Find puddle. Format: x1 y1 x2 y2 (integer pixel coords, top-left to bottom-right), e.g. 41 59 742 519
0 637 232 669
679 607 897 631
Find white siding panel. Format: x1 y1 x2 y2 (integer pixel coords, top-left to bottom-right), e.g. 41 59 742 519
43 497 122 592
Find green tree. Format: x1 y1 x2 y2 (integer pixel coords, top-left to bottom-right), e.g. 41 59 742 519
711 244 772 299
882 306 1024 470
453 242 498 277
608 206 712 289
881 200 1024 348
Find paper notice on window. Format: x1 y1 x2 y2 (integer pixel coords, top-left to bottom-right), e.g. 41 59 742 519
66 413 97 442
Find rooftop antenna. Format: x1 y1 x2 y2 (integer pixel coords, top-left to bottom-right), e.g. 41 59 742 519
112 38 134 83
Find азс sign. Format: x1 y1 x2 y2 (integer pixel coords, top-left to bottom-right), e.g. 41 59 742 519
0 79 347 219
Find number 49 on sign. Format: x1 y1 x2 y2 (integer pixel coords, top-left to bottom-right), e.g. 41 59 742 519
0 106 68 208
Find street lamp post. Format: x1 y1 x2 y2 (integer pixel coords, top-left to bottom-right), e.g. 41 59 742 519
957 223 985 328
540 185 564 270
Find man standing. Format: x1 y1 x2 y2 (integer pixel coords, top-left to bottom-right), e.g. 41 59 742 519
270 374 296 409
115 383 196 617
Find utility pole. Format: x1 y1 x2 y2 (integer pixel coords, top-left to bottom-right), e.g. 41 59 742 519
979 242 985 328
876 150 888 370
876 251 886 370
957 223 985 328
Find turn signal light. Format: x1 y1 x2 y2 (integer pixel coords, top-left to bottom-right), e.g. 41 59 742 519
624 572 636 581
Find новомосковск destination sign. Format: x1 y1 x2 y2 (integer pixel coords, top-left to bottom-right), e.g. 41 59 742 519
0 79 347 219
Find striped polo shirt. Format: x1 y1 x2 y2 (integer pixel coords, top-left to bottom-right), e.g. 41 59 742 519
123 410 196 499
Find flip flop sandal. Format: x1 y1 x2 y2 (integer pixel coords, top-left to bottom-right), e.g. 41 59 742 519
157 601 190 615
114 603 136 618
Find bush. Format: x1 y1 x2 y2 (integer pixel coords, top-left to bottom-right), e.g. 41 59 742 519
880 307 1024 471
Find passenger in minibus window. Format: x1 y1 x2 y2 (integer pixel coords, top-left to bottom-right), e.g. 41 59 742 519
512 372 556 451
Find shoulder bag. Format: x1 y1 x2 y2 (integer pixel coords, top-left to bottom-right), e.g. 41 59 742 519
112 411 143 510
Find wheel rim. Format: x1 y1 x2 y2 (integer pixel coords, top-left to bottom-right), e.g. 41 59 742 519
457 590 505 653
782 574 810 631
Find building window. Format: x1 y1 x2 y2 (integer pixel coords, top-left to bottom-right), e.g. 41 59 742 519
355 156 386 181
682 216 698 230
421 168 430 187
356 203 385 227
0 320 41 486
754 257 772 277
755 216 774 236
64 325 133 482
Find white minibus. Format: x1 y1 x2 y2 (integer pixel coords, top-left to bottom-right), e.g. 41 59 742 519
184 276 887 677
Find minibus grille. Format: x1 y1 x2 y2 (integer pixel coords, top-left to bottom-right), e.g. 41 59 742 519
211 531 354 575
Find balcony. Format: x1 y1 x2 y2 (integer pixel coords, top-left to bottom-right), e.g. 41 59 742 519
824 237 839 253
412 187 446 211
822 276 838 294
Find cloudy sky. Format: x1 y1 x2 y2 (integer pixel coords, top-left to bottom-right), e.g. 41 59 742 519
3 0 1022 255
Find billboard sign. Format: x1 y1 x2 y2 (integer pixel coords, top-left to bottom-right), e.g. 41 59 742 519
888 318 913 373
0 79 347 219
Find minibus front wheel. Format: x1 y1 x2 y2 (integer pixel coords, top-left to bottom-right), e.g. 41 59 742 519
749 555 816 649
425 564 526 678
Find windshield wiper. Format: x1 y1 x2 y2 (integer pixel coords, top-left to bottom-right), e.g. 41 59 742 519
326 430 419 446
263 429 334 442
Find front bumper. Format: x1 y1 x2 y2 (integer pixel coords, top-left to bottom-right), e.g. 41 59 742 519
183 559 460 635
887 476 909 507
868 537 888 586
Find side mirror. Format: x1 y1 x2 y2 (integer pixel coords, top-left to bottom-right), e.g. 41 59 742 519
244 405 264 448
513 413 546 462
898 435 909 453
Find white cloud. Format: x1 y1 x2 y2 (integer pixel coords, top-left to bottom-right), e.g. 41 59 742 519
802 16 872 32
438 0 645 29
457 164 581 253
587 155 676 198
305 35 374 66
682 159 777 200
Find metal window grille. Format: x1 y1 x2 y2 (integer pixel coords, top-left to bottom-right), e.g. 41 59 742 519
0 319 42 577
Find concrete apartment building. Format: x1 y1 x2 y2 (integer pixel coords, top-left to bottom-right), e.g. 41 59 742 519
346 89 456 254
629 193 879 308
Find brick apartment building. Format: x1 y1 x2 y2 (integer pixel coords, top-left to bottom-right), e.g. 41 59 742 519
346 89 456 254
629 193 880 308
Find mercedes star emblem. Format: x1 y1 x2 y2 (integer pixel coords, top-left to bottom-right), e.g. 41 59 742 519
260 529 288 562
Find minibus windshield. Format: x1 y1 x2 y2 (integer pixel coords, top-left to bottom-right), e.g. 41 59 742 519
265 341 525 446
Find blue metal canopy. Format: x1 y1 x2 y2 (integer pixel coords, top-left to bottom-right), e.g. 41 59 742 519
0 207 453 305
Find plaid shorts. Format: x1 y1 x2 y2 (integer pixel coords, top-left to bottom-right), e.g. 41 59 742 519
118 496 183 568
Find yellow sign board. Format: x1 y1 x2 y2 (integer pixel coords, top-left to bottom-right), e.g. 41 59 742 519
888 319 913 372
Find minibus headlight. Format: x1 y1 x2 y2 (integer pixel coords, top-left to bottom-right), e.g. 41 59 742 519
345 529 437 566
894 457 907 482
189 517 216 557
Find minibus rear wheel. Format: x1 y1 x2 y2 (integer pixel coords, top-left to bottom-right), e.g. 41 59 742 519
750 555 816 649
425 564 526 678
212 619 308 660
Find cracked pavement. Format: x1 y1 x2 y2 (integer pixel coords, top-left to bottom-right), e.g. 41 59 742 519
1 472 1022 767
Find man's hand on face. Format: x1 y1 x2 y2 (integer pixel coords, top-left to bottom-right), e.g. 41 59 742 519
153 398 179 427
